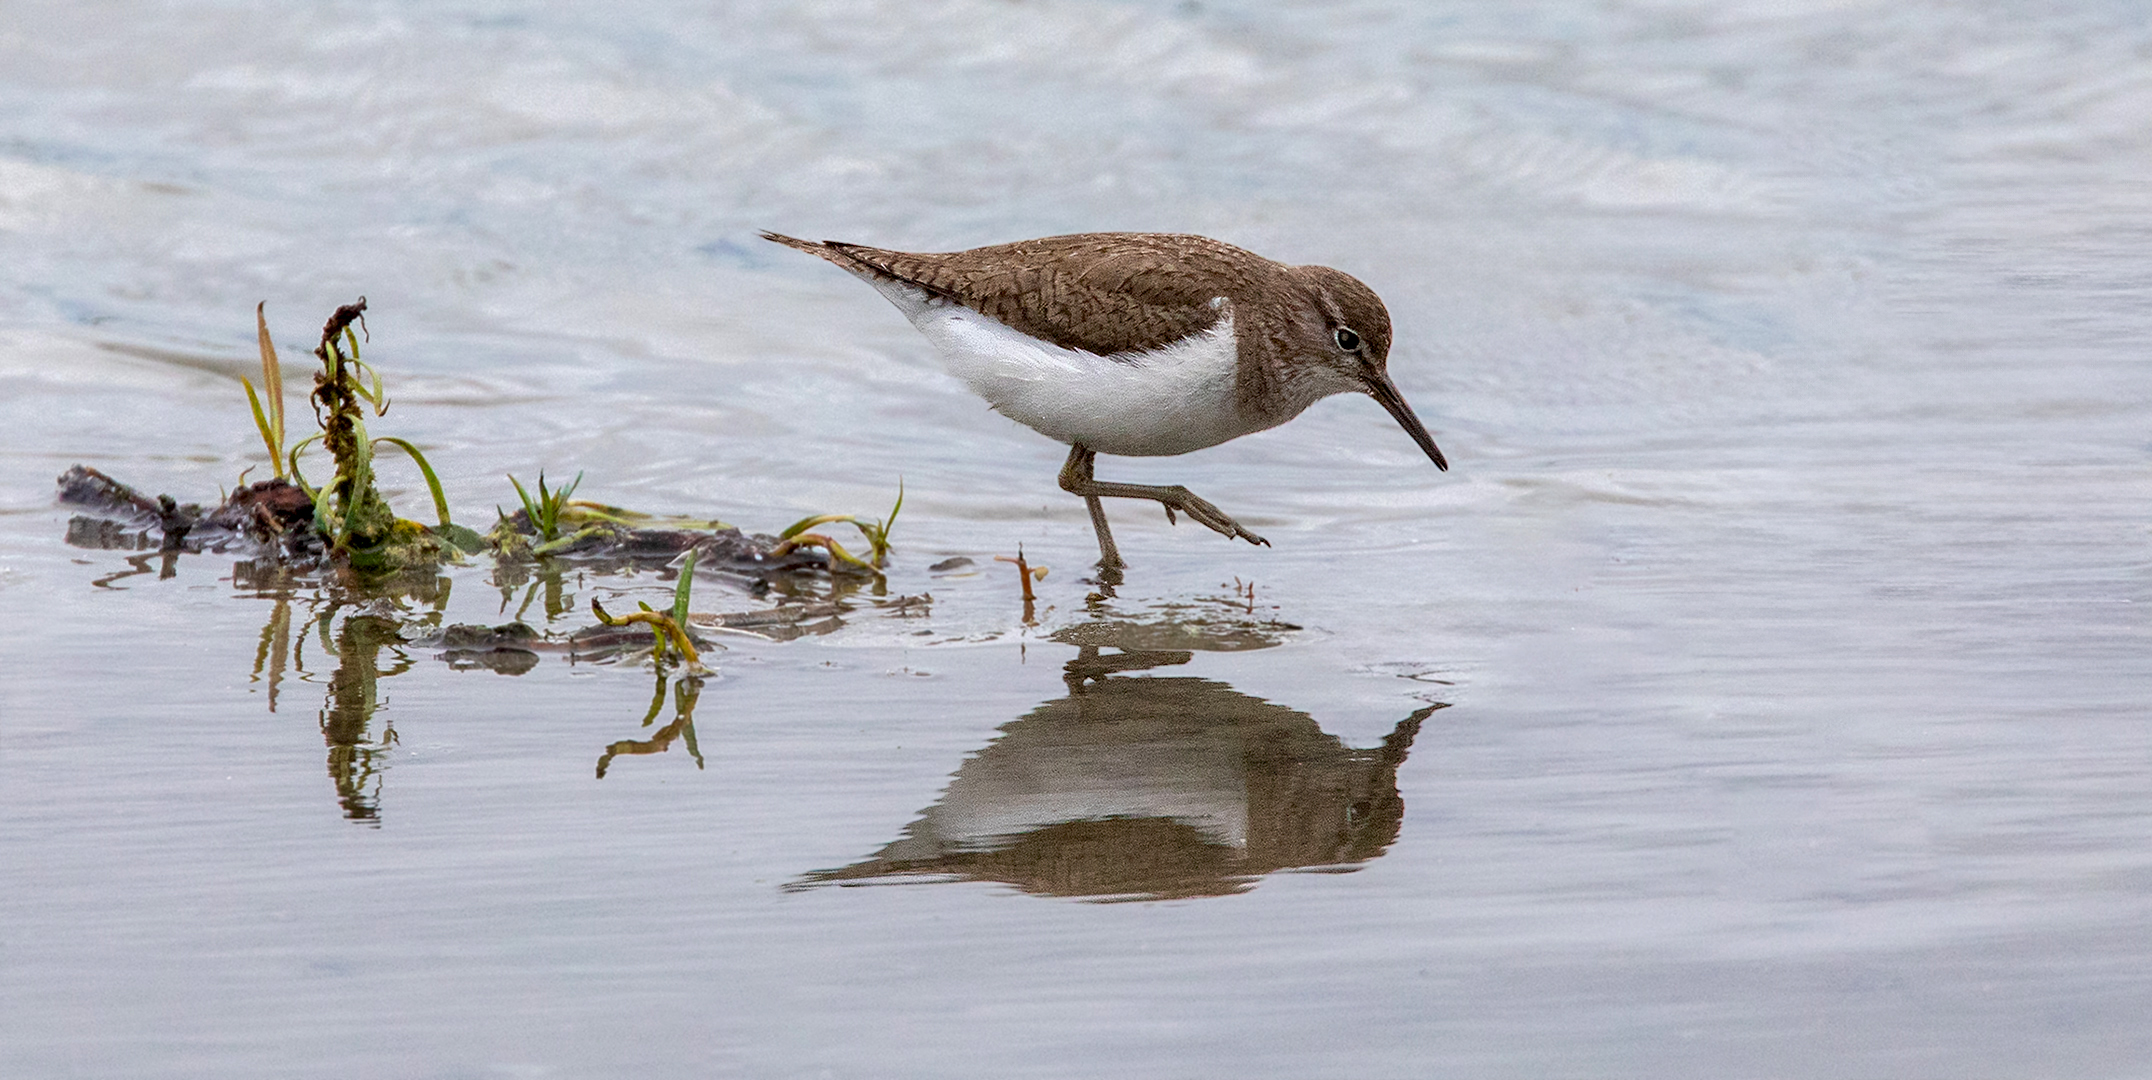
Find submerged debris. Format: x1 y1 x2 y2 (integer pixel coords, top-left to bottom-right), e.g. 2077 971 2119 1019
486 504 829 579
413 621 543 674
60 465 321 559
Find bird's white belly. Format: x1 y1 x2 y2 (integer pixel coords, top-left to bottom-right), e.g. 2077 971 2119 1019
877 285 1258 457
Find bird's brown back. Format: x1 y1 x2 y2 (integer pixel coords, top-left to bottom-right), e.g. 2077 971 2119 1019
763 232 1287 356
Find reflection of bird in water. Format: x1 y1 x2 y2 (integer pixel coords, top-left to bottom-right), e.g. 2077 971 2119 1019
793 649 1436 901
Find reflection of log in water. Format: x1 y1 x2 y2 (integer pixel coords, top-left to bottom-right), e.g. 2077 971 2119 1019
319 615 408 824
795 650 1438 901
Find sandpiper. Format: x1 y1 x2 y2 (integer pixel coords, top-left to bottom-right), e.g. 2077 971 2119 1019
763 231 1447 574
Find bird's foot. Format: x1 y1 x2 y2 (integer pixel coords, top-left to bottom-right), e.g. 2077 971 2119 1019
1088 561 1124 596
1062 444 1270 553
1154 486 1269 547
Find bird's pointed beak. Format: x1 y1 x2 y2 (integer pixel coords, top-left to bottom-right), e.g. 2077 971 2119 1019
1365 371 1448 471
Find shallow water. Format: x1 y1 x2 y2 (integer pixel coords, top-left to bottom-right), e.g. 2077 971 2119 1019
4 1 2150 1076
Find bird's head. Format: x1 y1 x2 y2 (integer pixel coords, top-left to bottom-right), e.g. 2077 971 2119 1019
1286 264 1448 471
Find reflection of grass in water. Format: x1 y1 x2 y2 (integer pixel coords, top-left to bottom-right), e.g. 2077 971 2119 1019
250 594 292 713
595 670 706 779
229 557 457 823
318 614 410 826
503 559 577 624
246 543 719 814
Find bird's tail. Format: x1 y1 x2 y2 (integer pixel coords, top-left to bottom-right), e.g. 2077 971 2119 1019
759 230 895 278
759 231 955 303
758 231 831 258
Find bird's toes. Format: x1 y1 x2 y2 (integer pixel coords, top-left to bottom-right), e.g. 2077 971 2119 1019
1206 511 1260 545
1180 495 1218 518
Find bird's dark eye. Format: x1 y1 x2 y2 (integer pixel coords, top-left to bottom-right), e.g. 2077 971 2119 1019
1334 327 1361 352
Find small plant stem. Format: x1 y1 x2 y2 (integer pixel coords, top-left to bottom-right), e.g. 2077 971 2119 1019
591 598 704 667
771 532 881 575
995 544 1048 625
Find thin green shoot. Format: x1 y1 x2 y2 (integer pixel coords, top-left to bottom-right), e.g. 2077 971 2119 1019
866 478 903 562
508 470 583 543
308 472 337 540
671 547 699 628
369 437 452 529
242 302 289 479
285 433 324 499
777 478 905 567
339 411 376 546
546 501 728 530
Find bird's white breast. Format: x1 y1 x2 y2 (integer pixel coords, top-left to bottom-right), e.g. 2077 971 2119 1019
864 278 1261 457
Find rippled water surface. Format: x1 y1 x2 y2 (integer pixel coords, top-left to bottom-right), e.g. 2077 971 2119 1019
3 1 2149 1076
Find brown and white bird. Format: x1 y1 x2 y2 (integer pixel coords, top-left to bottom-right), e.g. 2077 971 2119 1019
763 231 1447 574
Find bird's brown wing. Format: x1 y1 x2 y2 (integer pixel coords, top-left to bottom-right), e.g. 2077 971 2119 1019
763 232 1264 356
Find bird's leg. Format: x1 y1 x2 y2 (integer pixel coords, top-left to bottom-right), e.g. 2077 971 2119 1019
1059 444 1125 573
1057 443 1270 551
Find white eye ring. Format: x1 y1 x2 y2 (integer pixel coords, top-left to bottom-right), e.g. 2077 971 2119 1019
1333 327 1361 352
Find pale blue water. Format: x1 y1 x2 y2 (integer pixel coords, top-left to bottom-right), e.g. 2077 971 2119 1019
3 1 2149 1076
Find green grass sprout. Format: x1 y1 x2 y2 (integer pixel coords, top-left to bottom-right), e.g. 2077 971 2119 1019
370 437 452 529
241 302 290 479
777 478 905 569
285 434 323 496
508 470 583 543
671 548 699 628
